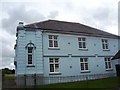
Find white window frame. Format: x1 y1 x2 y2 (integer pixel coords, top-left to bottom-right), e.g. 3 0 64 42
78 37 87 49
28 47 33 65
80 58 89 72
102 39 109 50
49 58 60 73
48 35 58 48
104 57 112 70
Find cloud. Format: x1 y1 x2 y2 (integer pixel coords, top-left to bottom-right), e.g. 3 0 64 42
47 11 59 19
74 1 118 34
2 57 14 69
0 30 15 69
1 4 46 35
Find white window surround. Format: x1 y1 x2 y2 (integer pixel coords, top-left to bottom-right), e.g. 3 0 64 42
28 50 32 64
48 47 60 50
102 39 109 50
49 58 60 74
104 57 112 70
78 37 87 50
25 42 36 67
27 47 34 66
81 70 90 73
48 35 59 48
78 48 88 51
80 58 89 72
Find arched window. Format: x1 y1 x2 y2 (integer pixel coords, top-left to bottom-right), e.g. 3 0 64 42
28 47 33 64
25 40 36 65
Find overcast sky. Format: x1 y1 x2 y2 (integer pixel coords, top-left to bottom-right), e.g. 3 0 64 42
0 0 119 69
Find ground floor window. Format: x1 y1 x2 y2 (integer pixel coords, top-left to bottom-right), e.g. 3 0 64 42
49 58 59 73
80 58 89 71
104 57 112 70
28 47 33 64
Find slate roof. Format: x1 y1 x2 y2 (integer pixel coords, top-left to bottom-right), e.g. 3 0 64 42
111 50 120 60
24 20 119 38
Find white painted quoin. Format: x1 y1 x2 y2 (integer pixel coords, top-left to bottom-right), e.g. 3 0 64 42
14 20 120 85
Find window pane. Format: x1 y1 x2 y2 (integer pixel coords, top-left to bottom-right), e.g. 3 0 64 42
28 55 32 64
105 44 108 49
28 55 32 60
55 64 59 72
49 40 53 47
28 61 32 64
79 42 82 48
82 38 85 41
84 58 87 62
105 58 107 61
55 58 59 63
28 47 33 53
102 44 105 49
108 62 111 68
108 58 110 61
80 58 83 62
49 35 52 39
54 36 57 39
50 64 54 72
49 58 53 63
105 40 107 43
105 62 108 69
85 63 88 70
81 63 84 70
83 42 86 48
54 41 58 47
78 38 81 41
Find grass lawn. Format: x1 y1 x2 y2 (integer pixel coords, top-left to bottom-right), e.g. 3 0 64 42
37 77 120 88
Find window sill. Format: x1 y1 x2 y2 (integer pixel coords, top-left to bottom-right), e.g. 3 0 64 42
106 69 113 71
78 48 88 51
48 47 60 50
26 65 35 67
49 72 62 75
103 49 110 51
81 70 91 73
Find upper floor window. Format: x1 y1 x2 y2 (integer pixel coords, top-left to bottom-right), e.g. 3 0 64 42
104 57 112 70
49 35 58 48
102 39 109 50
49 58 59 73
80 58 89 71
28 47 33 64
78 37 86 49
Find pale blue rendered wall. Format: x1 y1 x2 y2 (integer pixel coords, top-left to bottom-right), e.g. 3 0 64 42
43 33 119 76
16 29 43 75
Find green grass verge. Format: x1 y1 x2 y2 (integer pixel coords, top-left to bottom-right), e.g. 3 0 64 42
36 77 120 88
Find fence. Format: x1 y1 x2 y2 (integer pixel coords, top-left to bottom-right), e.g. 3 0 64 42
15 73 116 86
44 73 116 84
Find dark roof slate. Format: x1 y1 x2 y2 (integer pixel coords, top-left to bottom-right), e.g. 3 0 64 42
111 50 120 60
24 20 119 38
